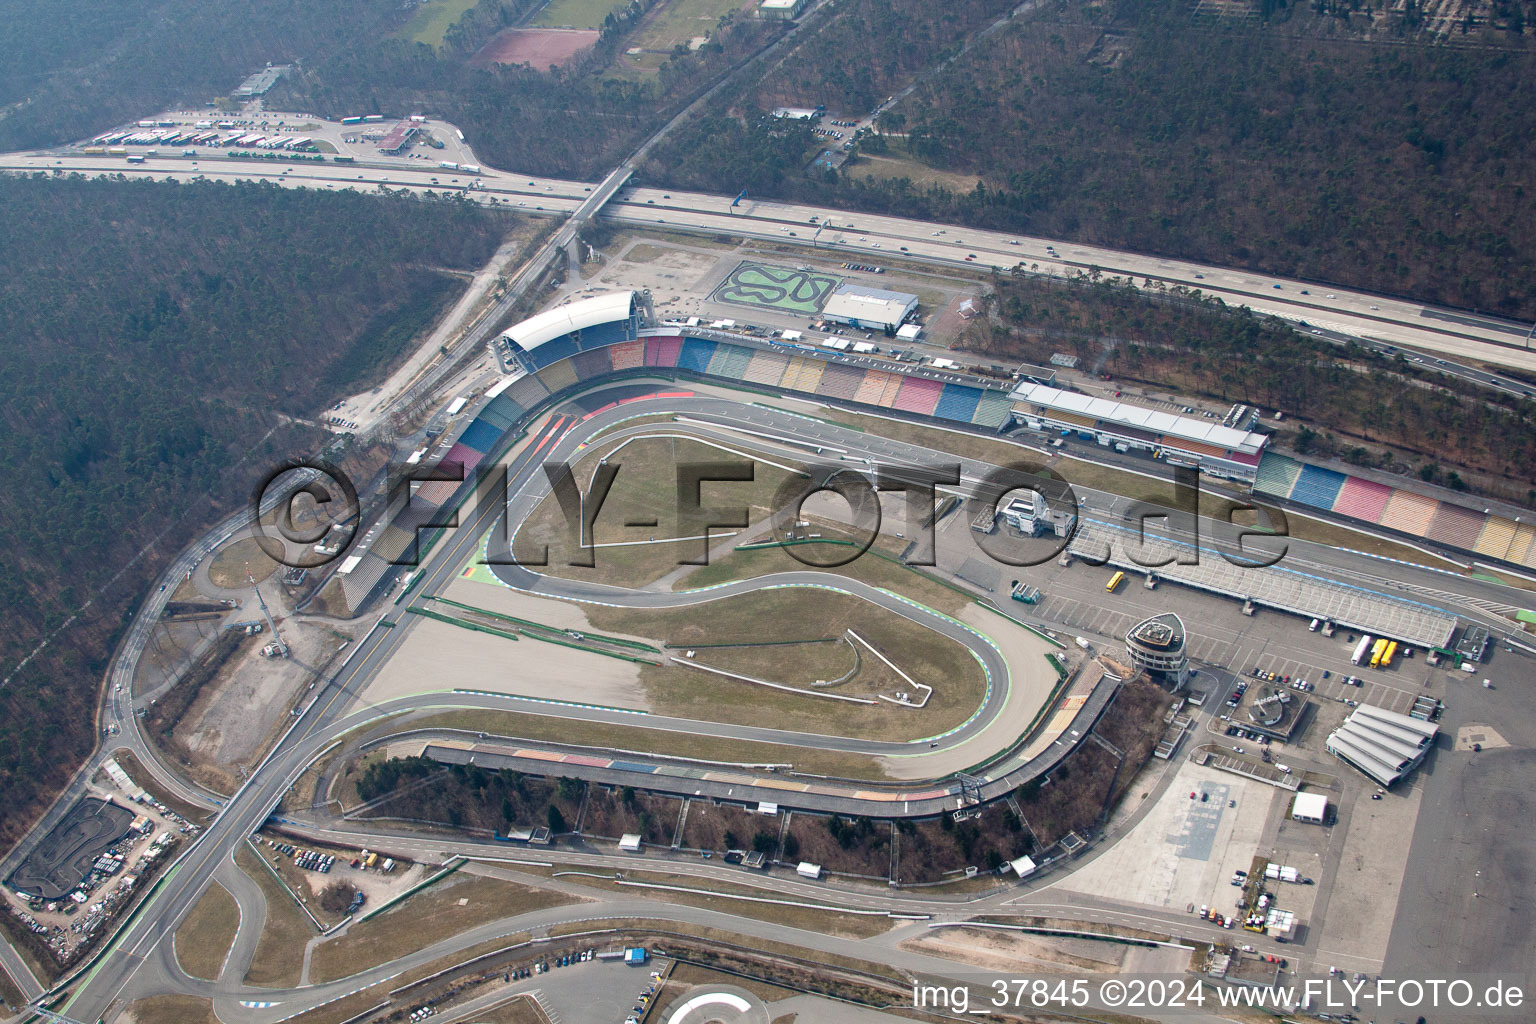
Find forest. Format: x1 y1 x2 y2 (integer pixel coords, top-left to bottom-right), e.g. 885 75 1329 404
964 272 1536 504
0 175 510 846
647 0 1536 318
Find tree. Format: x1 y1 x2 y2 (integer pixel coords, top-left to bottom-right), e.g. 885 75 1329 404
781 833 800 859
547 805 566 833
319 881 360 915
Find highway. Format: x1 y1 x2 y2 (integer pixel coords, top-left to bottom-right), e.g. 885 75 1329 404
5 148 1536 381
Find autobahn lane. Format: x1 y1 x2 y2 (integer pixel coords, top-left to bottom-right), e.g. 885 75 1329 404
6 150 1536 377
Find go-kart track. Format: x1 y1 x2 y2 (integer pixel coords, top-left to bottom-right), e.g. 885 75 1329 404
710 260 842 314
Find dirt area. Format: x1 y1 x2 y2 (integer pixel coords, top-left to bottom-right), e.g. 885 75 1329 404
678 800 782 854
359 609 645 710
173 881 238 981
900 926 1128 975
591 240 727 310
308 873 581 983
173 612 358 788
468 27 598 68
578 785 682 844
461 997 551 1024
119 995 219 1024
207 536 277 588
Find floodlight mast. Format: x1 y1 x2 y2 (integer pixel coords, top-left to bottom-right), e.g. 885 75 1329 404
248 564 289 657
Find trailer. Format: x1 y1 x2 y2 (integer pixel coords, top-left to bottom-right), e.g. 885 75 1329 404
439 160 459 170
1350 634 1374 666
796 862 822 879
341 116 364 125
459 163 481 174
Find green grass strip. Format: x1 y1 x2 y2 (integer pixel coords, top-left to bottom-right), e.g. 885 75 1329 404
405 605 520 641
428 595 660 652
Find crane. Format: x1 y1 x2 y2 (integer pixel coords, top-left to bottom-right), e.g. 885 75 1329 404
248 564 289 658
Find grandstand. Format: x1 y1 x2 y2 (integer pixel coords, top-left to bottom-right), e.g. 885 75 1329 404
1252 451 1536 572
330 291 1029 612
1008 383 1268 480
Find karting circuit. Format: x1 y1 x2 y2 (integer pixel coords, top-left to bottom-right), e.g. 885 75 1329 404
711 260 842 314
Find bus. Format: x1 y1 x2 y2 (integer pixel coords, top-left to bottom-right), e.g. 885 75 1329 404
1106 571 1125 592
1381 641 1398 667
1369 638 1388 668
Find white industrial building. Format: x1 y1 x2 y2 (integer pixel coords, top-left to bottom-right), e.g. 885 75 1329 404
822 284 918 332
1290 792 1329 824
1009 382 1269 481
757 0 811 18
1325 704 1438 787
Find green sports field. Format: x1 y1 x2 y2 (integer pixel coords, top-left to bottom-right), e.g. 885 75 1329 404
711 261 841 315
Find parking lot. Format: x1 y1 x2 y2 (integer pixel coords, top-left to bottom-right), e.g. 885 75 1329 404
1029 583 1443 719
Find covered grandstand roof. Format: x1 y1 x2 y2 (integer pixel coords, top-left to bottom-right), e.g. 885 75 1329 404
1326 704 1437 787
502 291 636 353
1010 382 1267 455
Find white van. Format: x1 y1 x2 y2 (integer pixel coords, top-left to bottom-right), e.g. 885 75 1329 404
1308 618 1320 631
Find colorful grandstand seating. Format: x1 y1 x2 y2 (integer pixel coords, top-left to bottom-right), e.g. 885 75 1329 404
855 370 898 406
414 477 466 508
457 418 504 454
932 383 983 423
1507 523 1536 565
706 343 753 378
526 335 580 370
505 375 551 409
1378 489 1440 537
609 339 645 371
741 350 789 386
1161 436 1226 460
436 442 483 477
1473 516 1519 560
1332 476 1393 522
338 552 391 610
643 335 683 366
537 357 578 392
815 363 863 400
1253 454 1304 499
893 376 944 415
676 338 717 374
1426 501 1486 550
474 395 524 433
572 348 613 380
782 356 825 392
971 389 1013 428
1288 465 1349 509
1052 410 1097 429
578 320 629 351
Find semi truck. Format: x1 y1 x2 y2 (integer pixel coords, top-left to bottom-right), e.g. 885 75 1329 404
1350 635 1374 666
